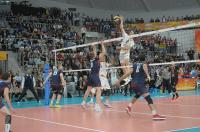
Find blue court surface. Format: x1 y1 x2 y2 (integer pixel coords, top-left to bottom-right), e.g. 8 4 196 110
170 127 200 132
12 90 199 109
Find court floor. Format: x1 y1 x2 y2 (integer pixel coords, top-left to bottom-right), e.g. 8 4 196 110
1 92 200 132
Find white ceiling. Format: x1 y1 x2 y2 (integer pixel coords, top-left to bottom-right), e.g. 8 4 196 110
51 0 200 12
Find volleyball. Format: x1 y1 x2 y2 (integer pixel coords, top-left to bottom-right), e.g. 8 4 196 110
114 16 121 24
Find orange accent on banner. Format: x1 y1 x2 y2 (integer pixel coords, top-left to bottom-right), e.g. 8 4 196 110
195 30 200 52
176 74 196 90
0 51 7 61
125 19 200 31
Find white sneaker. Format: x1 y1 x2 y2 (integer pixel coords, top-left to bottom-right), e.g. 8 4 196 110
94 104 102 112
81 101 87 109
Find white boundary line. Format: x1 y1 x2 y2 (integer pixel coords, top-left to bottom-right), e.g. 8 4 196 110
15 94 200 110
111 99 200 108
15 103 200 121
13 114 106 132
13 96 200 132
106 109 200 120
12 95 200 132
59 101 200 120
150 102 200 108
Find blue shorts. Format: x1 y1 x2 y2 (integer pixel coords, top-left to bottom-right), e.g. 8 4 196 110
131 81 148 95
88 74 101 88
51 84 63 95
0 98 4 109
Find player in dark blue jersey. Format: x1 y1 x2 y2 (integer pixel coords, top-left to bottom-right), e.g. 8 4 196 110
115 54 166 121
0 73 15 132
44 64 66 108
81 41 105 112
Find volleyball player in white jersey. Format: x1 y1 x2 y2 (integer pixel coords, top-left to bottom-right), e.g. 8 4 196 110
99 61 112 108
116 16 134 85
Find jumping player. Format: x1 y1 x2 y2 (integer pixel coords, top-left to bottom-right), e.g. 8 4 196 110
115 54 166 120
116 16 134 85
0 72 15 132
44 64 66 108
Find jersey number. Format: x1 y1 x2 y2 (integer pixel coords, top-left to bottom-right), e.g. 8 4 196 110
53 71 58 75
91 62 93 68
136 65 141 73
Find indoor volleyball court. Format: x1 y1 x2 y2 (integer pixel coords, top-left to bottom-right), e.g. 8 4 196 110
1 95 199 132
1 0 200 132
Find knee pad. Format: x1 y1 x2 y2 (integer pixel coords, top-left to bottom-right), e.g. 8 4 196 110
5 115 11 124
144 95 153 104
134 94 140 99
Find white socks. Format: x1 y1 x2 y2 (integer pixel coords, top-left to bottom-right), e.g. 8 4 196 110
152 110 157 115
5 124 11 132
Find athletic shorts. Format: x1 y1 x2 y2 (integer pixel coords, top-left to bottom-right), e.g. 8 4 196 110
0 98 4 109
51 84 64 95
131 81 148 95
100 76 110 90
88 74 101 88
119 53 130 63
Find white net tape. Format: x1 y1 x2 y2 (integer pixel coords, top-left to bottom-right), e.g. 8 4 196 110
63 60 200 72
52 22 200 52
52 21 200 72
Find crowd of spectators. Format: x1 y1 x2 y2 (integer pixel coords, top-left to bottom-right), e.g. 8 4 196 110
0 3 200 100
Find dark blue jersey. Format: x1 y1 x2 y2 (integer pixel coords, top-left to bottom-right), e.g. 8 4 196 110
132 63 147 84
90 58 100 75
51 70 63 85
0 81 9 97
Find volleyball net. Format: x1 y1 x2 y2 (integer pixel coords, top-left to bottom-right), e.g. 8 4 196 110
51 21 200 73
41 21 200 103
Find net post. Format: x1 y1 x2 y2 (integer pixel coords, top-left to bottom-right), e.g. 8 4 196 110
44 63 50 105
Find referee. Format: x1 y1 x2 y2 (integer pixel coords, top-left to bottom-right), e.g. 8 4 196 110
162 66 171 94
17 70 39 102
